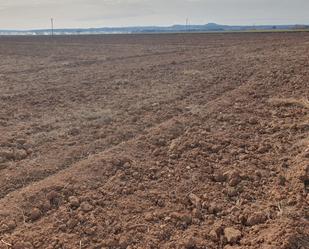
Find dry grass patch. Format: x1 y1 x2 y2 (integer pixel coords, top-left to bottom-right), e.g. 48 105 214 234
269 97 309 109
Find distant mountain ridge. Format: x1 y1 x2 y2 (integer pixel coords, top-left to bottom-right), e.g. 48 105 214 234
1 23 308 35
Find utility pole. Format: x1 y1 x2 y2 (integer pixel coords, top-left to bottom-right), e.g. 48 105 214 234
186 17 189 32
186 18 189 32
51 18 54 36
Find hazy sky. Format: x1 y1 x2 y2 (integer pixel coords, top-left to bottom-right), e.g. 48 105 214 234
0 0 308 30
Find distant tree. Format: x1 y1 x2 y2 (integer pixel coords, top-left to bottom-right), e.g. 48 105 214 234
272 26 277 29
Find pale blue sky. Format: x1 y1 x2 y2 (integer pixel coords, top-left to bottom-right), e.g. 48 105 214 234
0 0 308 30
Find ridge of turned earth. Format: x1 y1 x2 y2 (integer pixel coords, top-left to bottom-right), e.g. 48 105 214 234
0 33 308 248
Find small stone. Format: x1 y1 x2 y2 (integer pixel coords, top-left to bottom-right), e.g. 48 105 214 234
80 201 93 212
224 227 242 244
68 196 80 208
169 140 178 151
29 208 41 221
246 212 267 226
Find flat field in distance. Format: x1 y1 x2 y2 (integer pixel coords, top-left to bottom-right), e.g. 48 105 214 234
0 33 308 249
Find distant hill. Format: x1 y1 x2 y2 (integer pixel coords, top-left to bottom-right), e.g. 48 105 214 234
1 23 308 35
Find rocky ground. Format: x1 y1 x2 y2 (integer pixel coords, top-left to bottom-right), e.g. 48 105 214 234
0 33 308 249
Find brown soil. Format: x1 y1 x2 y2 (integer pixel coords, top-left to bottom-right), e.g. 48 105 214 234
0 33 308 249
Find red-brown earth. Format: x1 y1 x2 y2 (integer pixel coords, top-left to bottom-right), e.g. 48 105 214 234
0 33 308 249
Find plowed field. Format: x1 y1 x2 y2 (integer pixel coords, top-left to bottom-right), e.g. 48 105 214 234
0 33 308 249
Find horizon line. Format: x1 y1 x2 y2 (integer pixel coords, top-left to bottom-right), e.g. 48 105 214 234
1 22 309 32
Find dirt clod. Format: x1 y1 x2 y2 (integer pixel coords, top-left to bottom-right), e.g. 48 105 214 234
188 193 202 208
68 196 80 208
170 212 192 225
209 229 219 242
46 190 60 201
208 203 222 214
225 170 242 187
14 149 28 160
224 227 242 244
182 237 197 249
246 212 267 226
80 201 94 212
29 208 42 221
